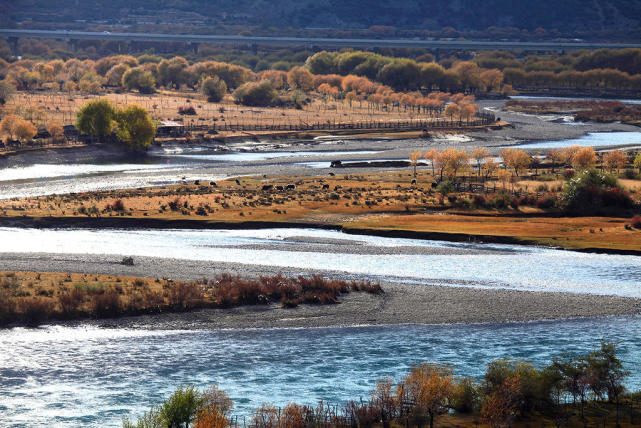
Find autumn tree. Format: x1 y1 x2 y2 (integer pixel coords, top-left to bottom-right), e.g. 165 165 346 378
105 63 130 86
48 123 65 143
444 103 460 121
501 148 531 176
471 147 489 176
200 76 227 102
424 149 437 176
0 79 15 105
483 157 499 181
546 149 563 174
259 70 287 89
603 150 626 173
570 147 597 171
371 378 398 428
0 114 21 141
440 148 469 180
481 376 522 428
116 105 156 150
0 114 37 143
400 363 454 428
480 69 504 92
409 150 422 178
287 66 314 91
122 67 155 94
14 118 37 143
158 56 189 89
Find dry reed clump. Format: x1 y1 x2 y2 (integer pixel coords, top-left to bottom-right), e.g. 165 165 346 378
0 272 383 327
205 273 382 308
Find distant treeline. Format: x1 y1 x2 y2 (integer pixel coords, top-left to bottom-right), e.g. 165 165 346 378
8 0 641 42
5 44 641 95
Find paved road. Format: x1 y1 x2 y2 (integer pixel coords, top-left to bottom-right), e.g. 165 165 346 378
2 28 640 51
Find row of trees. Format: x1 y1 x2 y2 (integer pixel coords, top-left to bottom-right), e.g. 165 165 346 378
124 342 631 428
410 145 640 181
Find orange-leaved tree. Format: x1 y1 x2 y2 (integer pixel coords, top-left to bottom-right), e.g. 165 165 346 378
398 363 454 428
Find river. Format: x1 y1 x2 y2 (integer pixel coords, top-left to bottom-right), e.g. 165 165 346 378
1 317 640 426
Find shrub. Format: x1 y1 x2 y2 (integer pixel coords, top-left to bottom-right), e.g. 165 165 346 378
563 169 632 214
200 76 227 102
110 199 125 211
59 288 86 316
91 289 121 317
233 81 278 107
435 180 455 196
19 297 55 326
0 290 16 326
472 194 487 207
178 106 197 115
489 192 511 209
536 196 556 209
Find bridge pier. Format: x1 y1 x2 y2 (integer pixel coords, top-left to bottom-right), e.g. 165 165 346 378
188 42 199 55
7 37 19 57
66 39 78 52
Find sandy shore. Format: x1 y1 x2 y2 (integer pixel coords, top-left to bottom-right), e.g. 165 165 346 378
1 252 639 329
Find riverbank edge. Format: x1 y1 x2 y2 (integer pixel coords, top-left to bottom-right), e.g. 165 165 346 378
3 215 640 256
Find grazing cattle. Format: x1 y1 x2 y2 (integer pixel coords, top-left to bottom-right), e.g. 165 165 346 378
210 181 217 186
285 184 296 190
235 179 241 185
322 184 330 190
276 185 284 191
262 184 273 191
411 179 417 185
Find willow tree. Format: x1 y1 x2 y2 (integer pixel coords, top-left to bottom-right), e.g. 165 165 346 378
116 105 156 150
75 99 117 141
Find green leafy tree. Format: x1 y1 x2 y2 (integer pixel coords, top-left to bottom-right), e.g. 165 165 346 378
634 153 641 173
305 51 338 74
159 385 203 428
377 59 421 90
586 342 629 426
75 99 117 141
116 105 156 150
200 76 227 102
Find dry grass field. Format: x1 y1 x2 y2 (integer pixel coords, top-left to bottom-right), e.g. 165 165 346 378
2 171 640 253
4 90 444 130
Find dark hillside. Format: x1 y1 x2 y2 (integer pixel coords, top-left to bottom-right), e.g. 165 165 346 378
5 0 641 38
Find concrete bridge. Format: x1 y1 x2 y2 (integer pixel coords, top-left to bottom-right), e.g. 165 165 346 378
2 28 641 56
